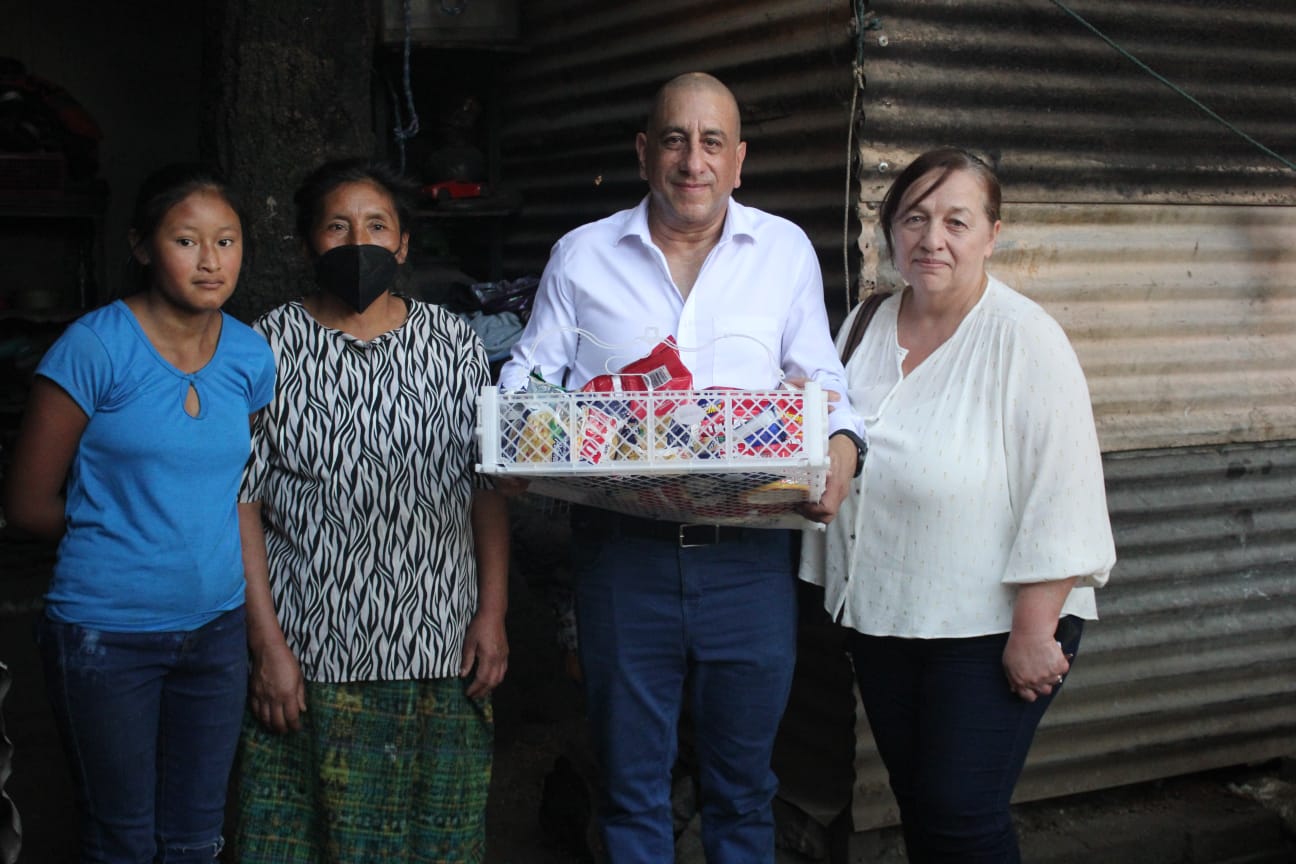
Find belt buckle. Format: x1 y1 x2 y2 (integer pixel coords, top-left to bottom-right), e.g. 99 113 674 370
679 524 720 548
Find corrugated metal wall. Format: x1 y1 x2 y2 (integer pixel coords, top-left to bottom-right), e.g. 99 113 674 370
971 203 1294 452
847 0 1296 832
856 0 1296 206
858 1 1296 453
500 0 860 327
852 0 1296 444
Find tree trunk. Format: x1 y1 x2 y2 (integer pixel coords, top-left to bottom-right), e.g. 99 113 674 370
202 0 377 322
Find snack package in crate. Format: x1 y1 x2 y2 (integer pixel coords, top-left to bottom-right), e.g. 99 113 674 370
476 379 831 529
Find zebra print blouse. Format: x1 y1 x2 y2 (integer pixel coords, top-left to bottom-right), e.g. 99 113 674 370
240 298 491 682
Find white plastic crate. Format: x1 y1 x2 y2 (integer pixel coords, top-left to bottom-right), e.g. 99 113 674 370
476 383 829 528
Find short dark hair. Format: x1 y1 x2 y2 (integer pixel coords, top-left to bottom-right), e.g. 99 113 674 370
126 163 247 294
292 159 418 254
878 148 1001 260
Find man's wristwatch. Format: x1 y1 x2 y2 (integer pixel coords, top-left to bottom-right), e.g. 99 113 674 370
829 429 867 478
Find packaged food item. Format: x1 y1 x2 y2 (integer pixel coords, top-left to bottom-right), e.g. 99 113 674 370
576 403 623 465
580 337 693 419
607 413 643 460
668 393 722 459
662 472 735 517
691 392 804 459
525 367 568 395
742 477 811 505
606 411 695 462
758 397 805 459
518 408 569 463
732 403 787 454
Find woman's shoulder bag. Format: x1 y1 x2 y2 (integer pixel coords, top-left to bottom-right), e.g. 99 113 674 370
839 291 893 363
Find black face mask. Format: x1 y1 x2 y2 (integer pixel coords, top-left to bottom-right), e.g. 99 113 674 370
313 244 399 313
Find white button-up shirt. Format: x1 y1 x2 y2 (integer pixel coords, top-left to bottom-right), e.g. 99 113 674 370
801 277 1116 637
499 196 863 439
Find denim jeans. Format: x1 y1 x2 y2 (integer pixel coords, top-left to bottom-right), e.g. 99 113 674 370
572 511 797 864
850 617 1084 864
37 606 248 863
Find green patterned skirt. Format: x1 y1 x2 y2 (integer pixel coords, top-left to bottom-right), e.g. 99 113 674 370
232 678 493 864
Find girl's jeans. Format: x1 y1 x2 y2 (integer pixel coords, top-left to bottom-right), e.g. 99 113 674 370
37 606 247 863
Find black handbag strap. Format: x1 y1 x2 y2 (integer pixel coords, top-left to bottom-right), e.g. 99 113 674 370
839 291 893 363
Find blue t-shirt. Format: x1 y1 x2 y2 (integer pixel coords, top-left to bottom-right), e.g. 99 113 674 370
36 300 276 632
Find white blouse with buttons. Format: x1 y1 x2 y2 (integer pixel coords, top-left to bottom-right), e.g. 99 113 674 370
801 275 1116 638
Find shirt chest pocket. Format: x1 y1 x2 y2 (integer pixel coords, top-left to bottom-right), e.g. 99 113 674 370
708 315 783 386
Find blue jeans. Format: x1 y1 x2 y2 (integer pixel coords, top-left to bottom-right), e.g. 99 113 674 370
849 617 1084 864
572 510 797 864
37 606 248 863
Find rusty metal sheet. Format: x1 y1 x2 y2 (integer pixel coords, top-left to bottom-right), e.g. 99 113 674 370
859 202 1296 452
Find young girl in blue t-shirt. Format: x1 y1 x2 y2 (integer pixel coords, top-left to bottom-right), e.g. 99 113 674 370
3 163 275 862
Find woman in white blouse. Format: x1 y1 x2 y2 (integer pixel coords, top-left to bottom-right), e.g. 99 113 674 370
802 148 1115 863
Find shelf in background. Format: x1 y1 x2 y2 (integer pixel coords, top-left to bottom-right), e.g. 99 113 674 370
413 204 519 220
0 184 108 218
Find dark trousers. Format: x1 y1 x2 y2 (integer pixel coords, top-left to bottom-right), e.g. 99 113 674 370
572 509 796 864
37 606 248 864
849 617 1084 864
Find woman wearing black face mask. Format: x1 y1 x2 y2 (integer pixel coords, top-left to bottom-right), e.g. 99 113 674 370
231 159 509 863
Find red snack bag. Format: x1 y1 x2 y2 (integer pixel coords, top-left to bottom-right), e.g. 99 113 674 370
581 337 693 418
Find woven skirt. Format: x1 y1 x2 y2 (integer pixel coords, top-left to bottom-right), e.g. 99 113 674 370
232 677 493 864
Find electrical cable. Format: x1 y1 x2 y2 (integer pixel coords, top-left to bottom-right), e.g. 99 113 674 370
1049 0 1296 174
392 0 422 173
843 0 874 318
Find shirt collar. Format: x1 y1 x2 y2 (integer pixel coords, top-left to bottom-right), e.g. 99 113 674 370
616 195 756 247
